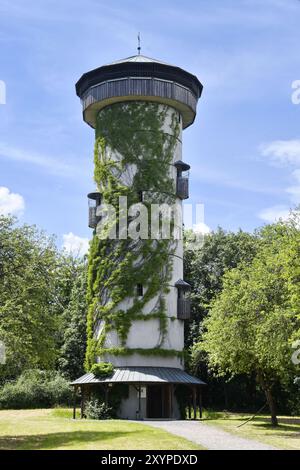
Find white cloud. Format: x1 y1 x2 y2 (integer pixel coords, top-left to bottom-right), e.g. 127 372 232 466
62 232 89 257
193 222 211 235
0 186 25 216
258 205 291 223
260 140 300 166
258 140 300 221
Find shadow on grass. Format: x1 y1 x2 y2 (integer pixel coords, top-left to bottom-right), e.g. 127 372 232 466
234 416 300 432
251 422 300 433
203 414 300 433
0 430 138 450
278 417 300 425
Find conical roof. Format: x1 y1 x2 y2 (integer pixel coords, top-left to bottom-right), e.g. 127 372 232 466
175 279 191 289
107 54 170 66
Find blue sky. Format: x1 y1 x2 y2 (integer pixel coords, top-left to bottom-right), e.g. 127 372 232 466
0 0 300 254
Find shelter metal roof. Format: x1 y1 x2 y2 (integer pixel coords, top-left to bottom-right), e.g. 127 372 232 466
70 367 206 386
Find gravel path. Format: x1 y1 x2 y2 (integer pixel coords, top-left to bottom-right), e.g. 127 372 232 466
140 420 277 450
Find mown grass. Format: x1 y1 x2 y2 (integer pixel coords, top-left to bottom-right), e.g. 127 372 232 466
201 410 300 450
0 408 203 450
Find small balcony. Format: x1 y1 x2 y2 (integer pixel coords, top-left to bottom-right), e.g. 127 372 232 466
174 160 190 200
88 192 102 229
88 206 100 229
175 279 191 321
176 176 189 199
177 298 191 320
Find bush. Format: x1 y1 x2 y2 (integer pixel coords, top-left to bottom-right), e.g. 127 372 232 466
175 384 190 419
108 383 129 417
0 369 72 409
90 362 114 378
85 399 112 419
201 409 228 420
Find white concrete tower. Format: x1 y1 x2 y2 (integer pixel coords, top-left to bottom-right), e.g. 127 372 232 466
74 54 204 419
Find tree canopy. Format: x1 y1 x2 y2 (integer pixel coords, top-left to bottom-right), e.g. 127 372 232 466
193 212 300 425
0 216 87 382
184 227 258 346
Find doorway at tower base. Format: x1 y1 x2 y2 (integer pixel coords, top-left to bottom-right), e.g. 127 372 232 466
119 384 181 420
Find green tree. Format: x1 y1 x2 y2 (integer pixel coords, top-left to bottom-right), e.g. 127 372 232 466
57 261 87 379
194 214 300 425
184 228 257 347
184 228 258 410
0 216 87 382
0 216 61 379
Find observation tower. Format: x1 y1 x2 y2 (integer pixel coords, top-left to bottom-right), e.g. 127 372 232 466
72 53 206 419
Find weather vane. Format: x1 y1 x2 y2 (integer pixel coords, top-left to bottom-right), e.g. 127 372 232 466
137 32 141 55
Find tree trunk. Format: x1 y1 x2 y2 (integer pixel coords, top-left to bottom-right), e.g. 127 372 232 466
257 371 278 426
223 380 229 410
265 387 278 427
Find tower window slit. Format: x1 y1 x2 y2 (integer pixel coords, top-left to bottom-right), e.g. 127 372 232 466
137 284 143 297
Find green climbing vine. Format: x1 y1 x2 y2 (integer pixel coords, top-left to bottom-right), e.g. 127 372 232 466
85 101 181 370
91 362 114 378
96 347 187 359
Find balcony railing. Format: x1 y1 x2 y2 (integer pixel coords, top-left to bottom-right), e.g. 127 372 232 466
89 207 101 229
177 298 191 320
176 176 189 199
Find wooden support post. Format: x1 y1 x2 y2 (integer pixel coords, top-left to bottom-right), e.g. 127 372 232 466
73 386 77 420
192 386 197 420
138 385 141 420
170 384 174 419
188 398 192 419
80 386 85 419
199 386 203 419
87 384 91 402
104 384 109 406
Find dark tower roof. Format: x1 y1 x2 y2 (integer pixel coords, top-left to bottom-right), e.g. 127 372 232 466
174 160 191 172
107 54 170 65
175 279 191 290
76 54 203 129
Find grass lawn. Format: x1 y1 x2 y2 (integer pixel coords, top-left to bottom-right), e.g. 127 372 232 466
0 408 203 450
201 411 300 450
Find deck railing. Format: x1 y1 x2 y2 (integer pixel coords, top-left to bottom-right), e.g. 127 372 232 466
176 176 189 199
177 298 191 320
89 207 100 229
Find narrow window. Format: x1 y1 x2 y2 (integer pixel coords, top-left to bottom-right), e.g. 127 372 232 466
137 284 143 297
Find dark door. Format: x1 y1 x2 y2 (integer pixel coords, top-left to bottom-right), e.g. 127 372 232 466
147 385 163 418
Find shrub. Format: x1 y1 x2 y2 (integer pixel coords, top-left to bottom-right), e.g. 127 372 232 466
0 369 72 409
201 409 228 420
108 383 129 417
175 384 190 419
85 399 112 419
90 362 114 378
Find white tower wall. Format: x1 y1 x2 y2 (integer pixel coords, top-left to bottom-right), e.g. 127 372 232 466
95 104 185 368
